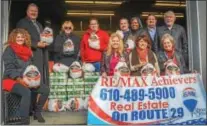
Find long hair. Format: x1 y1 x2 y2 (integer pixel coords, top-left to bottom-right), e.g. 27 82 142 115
6 28 31 48
106 33 124 56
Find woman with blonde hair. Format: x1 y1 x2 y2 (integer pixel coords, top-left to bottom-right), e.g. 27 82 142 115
101 33 129 76
53 21 80 67
2 28 32 123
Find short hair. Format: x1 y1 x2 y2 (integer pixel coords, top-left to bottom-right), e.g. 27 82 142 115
135 33 152 49
164 10 175 18
27 3 38 11
147 14 157 20
160 33 175 49
61 21 74 31
119 17 129 23
89 17 99 24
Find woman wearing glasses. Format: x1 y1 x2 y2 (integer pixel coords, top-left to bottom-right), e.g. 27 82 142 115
157 33 189 75
54 21 80 67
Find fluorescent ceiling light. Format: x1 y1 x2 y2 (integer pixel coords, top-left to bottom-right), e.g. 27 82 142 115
65 0 122 5
154 0 186 7
67 10 114 16
141 12 184 18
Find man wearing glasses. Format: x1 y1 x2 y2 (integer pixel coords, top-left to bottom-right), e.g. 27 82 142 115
80 17 109 72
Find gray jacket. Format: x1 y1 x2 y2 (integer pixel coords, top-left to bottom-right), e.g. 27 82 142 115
157 50 189 74
157 24 188 63
3 46 31 79
17 17 49 86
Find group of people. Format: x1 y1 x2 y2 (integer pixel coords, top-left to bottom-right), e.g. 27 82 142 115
2 3 191 124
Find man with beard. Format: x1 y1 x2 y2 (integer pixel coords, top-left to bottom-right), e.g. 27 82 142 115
145 14 160 54
16 3 49 123
158 10 188 67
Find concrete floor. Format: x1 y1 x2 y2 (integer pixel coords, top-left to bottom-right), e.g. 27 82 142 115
30 111 87 125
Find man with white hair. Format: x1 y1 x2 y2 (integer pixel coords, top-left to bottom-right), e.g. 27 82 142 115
158 10 188 67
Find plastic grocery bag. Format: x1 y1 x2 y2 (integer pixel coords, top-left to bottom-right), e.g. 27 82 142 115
69 61 82 79
82 63 95 72
40 27 53 45
53 63 69 72
63 38 75 56
88 32 100 49
23 65 41 88
164 59 180 75
140 63 157 76
48 99 65 112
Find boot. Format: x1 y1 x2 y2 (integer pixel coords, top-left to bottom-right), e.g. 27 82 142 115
33 111 45 123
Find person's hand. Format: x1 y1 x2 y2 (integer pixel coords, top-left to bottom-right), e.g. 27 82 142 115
16 78 29 88
43 42 50 46
37 41 46 48
102 72 107 77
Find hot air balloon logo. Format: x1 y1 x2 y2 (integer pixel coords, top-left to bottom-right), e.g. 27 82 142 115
183 87 198 117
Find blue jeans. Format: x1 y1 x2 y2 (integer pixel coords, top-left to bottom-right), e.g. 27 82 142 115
91 62 101 72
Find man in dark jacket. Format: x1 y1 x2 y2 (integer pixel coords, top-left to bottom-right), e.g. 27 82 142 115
119 18 131 44
145 14 160 54
16 3 49 123
158 10 188 67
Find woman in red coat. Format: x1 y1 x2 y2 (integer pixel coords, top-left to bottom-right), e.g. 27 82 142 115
2 28 32 123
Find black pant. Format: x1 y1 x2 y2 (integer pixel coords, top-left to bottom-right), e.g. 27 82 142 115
11 84 31 117
30 84 50 114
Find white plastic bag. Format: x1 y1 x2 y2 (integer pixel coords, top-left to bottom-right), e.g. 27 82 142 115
140 63 157 76
48 99 65 112
126 39 135 50
83 97 89 109
115 30 124 39
82 63 95 72
88 33 100 49
69 61 82 79
53 63 69 73
164 60 180 75
114 61 130 77
40 27 53 45
63 39 75 55
65 98 84 111
23 65 41 88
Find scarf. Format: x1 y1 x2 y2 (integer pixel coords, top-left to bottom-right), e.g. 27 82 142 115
166 49 174 59
136 47 148 63
10 42 32 62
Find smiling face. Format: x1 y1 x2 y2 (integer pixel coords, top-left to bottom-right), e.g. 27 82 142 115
120 19 129 32
131 19 139 31
163 38 173 51
16 33 25 45
111 36 120 49
164 14 176 27
27 5 38 20
137 39 148 50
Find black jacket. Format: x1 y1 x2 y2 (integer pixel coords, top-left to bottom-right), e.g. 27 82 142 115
53 32 80 66
16 17 49 86
144 27 160 54
3 46 31 79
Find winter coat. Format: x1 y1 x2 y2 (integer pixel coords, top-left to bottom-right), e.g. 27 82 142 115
80 29 109 62
129 48 160 76
53 32 80 66
2 46 31 91
17 17 49 86
157 50 189 74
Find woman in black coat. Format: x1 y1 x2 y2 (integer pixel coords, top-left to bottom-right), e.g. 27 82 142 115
2 29 34 123
54 21 81 66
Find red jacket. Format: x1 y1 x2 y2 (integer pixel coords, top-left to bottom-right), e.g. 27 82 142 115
80 29 109 62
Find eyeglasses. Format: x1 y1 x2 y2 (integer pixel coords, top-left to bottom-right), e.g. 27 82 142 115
64 27 72 30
